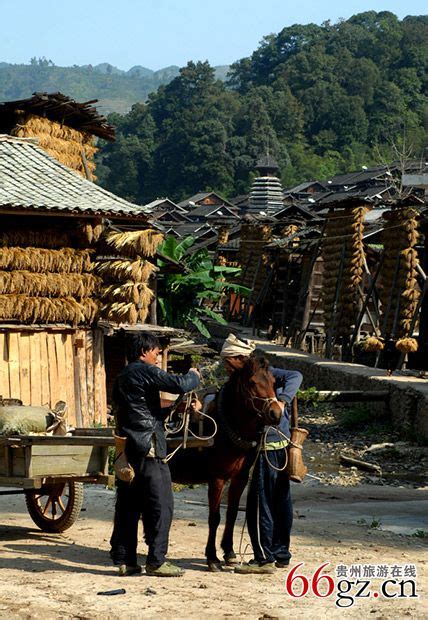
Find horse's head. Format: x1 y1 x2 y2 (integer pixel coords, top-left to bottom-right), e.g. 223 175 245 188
230 356 282 426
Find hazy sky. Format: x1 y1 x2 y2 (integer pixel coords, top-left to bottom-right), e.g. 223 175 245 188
1 0 426 70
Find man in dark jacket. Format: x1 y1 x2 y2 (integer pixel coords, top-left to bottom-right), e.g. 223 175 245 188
110 332 200 577
219 334 303 575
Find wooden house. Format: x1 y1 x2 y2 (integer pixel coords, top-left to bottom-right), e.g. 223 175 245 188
0 134 159 427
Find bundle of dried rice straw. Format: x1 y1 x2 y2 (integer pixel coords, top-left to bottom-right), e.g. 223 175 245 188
0 271 100 298
105 230 164 258
0 295 99 325
95 259 156 283
0 248 92 273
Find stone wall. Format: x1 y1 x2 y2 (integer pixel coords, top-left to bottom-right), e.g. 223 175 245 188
246 336 428 443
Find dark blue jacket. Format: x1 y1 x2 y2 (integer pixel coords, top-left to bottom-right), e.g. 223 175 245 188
113 360 200 459
267 367 303 442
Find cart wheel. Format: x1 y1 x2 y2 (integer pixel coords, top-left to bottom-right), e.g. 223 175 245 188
25 481 84 533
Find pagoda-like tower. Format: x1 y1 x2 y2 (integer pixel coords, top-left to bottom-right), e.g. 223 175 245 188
247 154 284 214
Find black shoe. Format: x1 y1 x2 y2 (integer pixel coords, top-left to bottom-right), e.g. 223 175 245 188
275 559 290 568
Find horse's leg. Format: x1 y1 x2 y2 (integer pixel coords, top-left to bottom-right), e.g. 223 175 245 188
221 473 249 565
205 478 225 572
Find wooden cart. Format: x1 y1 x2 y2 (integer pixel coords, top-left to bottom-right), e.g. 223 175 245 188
0 430 211 533
0 432 114 533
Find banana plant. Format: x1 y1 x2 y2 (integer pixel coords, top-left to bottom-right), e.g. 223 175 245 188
157 235 250 337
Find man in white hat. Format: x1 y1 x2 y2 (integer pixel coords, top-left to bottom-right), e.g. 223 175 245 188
219 334 302 574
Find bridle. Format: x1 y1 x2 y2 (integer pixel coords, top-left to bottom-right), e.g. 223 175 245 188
246 394 280 420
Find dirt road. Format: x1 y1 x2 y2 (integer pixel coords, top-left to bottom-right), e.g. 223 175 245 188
0 482 426 619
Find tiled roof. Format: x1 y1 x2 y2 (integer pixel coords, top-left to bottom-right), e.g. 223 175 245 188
186 203 239 219
0 135 150 218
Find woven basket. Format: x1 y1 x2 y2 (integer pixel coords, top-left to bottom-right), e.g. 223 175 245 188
287 427 309 482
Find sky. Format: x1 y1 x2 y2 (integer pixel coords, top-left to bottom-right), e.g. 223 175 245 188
1 0 426 71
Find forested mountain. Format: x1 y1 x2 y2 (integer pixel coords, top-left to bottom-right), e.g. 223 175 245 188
97 12 428 203
0 59 229 114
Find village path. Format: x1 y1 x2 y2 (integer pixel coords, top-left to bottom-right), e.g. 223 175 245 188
0 482 426 619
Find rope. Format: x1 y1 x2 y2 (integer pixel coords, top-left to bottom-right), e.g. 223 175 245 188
163 392 218 462
261 426 290 472
237 425 291 562
237 441 262 563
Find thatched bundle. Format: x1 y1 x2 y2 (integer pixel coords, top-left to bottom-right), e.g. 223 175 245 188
395 337 418 353
321 206 367 337
0 270 100 298
0 229 71 249
238 223 272 296
361 336 384 352
95 259 156 284
105 230 164 258
96 229 160 325
77 219 105 245
0 247 92 273
101 282 153 306
100 302 149 325
0 295 98 325
12 115 98 179
379 207 420 339
217 226 230 245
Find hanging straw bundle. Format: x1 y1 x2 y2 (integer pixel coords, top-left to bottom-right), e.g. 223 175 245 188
101 282 153 307
95 259 156 284
379 207 420 347
361 336 385 352
0 247 92 273
77 219 105 245
0 229 71 249
321 205 368 338
0 271 100 298
105 230 164 258
100 302 139 325
238 222 272 295
12 115 98 180
0 295 99 325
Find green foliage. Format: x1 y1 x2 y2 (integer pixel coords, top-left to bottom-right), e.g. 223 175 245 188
157 235 250 337
357 516 383 529
95 12 427 200
339 404 374 429
297 386 321 406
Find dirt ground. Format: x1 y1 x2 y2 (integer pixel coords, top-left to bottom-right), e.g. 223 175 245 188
0 481 426 619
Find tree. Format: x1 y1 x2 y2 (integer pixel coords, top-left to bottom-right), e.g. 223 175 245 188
157 236 250 337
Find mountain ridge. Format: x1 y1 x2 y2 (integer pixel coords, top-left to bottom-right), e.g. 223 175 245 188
0 61 230 114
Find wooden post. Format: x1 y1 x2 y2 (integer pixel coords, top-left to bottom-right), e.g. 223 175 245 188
19 333 31 406
85 332 95 425
344 254 384 361
325 242 346 359
29 332 41 406
93 329 107 425
149 275 158 325
0 333 10 399
8 333 20 401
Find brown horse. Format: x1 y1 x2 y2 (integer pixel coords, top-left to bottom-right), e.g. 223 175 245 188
169 356 282 571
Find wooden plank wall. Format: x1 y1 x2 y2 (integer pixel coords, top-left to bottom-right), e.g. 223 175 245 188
0 329 107 427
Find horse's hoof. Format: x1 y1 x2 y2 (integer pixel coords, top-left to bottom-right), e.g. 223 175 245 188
207 561 223 572
223 552 238 566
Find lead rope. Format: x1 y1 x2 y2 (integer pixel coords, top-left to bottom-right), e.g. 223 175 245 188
262 426 290 472
237 426 291 563
237 440 263 563
164 393 218 463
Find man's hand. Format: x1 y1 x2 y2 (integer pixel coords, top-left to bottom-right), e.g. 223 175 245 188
189 367 201 379
190 398 203 413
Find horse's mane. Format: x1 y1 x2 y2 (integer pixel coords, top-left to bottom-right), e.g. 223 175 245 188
223 355 270 401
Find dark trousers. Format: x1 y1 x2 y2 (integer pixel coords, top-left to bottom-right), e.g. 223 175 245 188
110 457 173 567
246 449 293 565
